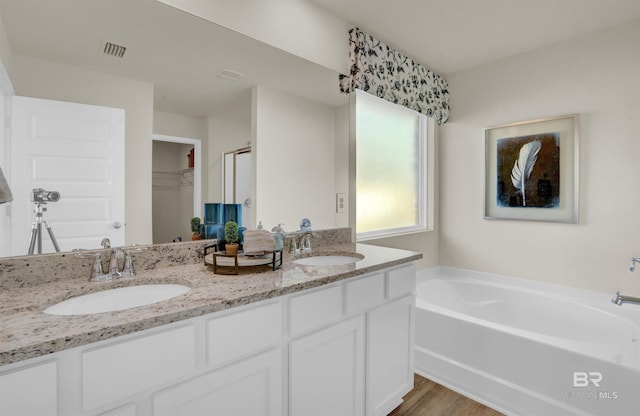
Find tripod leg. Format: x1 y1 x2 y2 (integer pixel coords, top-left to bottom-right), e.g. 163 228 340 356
28 222 38 255
45 220 61 253
37 222 43 254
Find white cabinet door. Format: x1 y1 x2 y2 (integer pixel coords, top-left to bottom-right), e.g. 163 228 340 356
10 96 125 255
153 348 282 416
289 316 365 416
0 359 58 416
367 295 415 416
98 404 137 416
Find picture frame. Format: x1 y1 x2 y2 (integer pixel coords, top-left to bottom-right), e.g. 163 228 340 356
483 114 579 223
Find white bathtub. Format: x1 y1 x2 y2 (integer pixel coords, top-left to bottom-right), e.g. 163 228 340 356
414 267 640 416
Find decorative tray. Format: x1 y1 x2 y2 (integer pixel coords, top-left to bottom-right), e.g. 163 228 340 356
203 245 283 275
204 251 274 267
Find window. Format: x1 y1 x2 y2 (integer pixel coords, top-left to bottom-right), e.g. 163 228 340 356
354 90 432 240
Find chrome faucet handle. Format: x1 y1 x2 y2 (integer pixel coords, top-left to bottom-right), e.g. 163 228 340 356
300 231 312 252
91 253 105 278
108 248 124 278
121 245 146 277
122 253 136 277
75 250 108 281
290 237 300 254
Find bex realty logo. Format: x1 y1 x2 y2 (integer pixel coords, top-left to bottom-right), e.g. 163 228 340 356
573 371 602 387
563 371 619 401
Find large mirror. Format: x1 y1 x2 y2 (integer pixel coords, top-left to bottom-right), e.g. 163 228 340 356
0 0 349 257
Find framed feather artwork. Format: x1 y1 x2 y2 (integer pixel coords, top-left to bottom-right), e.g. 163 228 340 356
483 114 579 223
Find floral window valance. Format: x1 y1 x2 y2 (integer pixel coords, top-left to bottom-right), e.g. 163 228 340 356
339 28 450 124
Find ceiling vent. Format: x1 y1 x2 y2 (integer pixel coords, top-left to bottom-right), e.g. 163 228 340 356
102 41 127 58
216 69 243 80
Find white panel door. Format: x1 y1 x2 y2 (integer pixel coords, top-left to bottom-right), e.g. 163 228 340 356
10 96 125 255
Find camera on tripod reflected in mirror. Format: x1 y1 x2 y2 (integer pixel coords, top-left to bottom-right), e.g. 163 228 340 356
32 188 61 203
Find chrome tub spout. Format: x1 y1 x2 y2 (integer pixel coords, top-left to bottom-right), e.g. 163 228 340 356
611 291 640 306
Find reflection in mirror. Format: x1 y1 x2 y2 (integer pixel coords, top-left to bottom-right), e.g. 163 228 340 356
223 146 252 229
152 134 202 244
0 0 348 258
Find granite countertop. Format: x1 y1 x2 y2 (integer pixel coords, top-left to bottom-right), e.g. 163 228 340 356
0 243 421 366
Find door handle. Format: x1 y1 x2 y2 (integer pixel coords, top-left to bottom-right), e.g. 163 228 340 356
113 222 122 229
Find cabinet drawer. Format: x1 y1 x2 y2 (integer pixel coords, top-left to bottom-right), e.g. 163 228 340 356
345 273 385 315
290 284 342 336
207 301 281 367
82 324 196 410
387 264 416 299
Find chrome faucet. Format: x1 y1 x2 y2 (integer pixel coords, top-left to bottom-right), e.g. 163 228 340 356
289 236 299 254
611 291 640 306
630 257 640 272
289 231 313 254
80 246 144 282
107 247 124 278
300 231 312 253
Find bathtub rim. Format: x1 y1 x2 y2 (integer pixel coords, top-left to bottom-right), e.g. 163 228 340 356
416 266 640 367
418 266 640 323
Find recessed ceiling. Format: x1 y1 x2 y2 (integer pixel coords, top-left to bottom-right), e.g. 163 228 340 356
3 0 639 119
311 0 640 75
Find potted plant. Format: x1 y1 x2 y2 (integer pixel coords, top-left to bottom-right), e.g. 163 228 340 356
224 220 239 254
190 217 202 240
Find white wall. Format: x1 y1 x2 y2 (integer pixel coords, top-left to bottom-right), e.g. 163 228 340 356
0 86 7 256
153 111 208 145
254 86 336 232
0 16 14 256
334 104 350 228
0 11 12 77
439 19 640 294
10 54 154 246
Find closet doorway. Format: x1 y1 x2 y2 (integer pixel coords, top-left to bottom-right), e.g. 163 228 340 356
152 135 202 243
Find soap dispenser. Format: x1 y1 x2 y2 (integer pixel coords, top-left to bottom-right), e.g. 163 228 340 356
271 224 285 251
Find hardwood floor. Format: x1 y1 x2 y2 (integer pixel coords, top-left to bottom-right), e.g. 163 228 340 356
389 374 505 416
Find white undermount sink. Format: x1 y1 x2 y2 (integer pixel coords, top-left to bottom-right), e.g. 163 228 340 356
293 255 363 267
43 284 190 315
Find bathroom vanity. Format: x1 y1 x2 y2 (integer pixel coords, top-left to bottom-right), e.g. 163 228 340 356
0 234 421 416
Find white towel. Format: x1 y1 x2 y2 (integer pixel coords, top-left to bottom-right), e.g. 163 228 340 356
243 230 276 256
0 166 12 204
